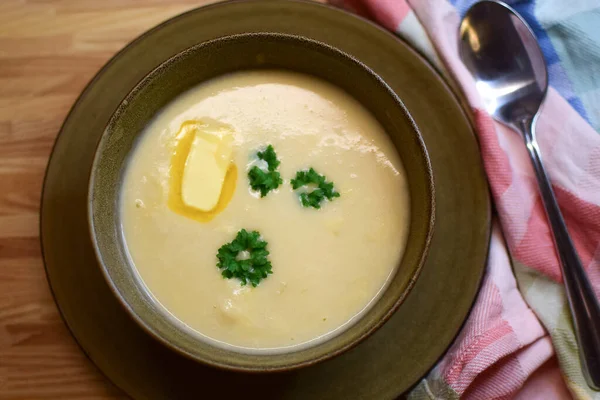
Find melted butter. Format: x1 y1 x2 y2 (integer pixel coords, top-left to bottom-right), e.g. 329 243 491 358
168 120 237 222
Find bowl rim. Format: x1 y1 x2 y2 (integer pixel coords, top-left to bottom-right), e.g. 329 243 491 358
87 31 436 373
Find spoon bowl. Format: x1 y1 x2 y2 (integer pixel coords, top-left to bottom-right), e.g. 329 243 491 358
459 0 547 127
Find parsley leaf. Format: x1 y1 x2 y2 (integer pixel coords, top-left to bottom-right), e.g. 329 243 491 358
257 145 280 172
290 168 340 209
248 145 282 197
216 229 273 287
248 167 283 197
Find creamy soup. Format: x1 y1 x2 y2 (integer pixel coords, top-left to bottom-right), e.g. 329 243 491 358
121 70 409 352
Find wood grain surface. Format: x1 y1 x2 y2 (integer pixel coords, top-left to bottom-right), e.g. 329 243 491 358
0 1 337 398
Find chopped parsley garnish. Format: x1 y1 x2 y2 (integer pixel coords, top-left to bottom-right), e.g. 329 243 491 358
290 167 340 209
248 145 283 197
216 229 273 287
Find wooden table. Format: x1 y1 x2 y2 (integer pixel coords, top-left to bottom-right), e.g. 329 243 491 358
1 1 343 398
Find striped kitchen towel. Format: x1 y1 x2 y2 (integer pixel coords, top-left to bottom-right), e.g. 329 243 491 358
331 0 600 399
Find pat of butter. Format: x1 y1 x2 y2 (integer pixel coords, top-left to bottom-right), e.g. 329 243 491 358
181 132 233 212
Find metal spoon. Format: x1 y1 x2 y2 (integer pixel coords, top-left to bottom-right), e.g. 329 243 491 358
459 0 600 390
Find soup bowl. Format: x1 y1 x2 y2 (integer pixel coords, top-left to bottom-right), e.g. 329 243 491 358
88 33 434 372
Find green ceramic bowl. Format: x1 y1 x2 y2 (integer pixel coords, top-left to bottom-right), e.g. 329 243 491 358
88 33 434 372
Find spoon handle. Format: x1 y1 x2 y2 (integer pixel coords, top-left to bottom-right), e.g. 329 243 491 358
520 117 600 390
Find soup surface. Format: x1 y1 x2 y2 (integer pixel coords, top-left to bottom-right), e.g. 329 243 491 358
121 70 410 352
